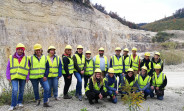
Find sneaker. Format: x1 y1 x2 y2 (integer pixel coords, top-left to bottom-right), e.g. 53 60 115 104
35 100 41 106
18 103 24 108
78 95 82 101
8 106 15 111
47 98 50 103
63 94 72 99
43 103 51 107
55 97 61 101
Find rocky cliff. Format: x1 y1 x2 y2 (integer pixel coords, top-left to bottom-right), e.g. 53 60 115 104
0 0 156 75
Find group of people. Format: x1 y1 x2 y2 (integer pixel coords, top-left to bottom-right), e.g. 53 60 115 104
6 43 167 110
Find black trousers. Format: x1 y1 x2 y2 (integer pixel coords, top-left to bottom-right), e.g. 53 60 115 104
63 74 72 95
85 90 107 101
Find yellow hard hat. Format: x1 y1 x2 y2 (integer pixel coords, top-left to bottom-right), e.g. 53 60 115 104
127 68 134 72
155 52 160 56
95 68 102 73
123 48 129 52
115 47 121 51
141 66 147 71
34 44 42 50
48 46 56 50
132 47 137 51
85 50 91 54
77 45 83 49
65 45 72 50
154 64 161 69
144 52 150 56
108 68 114 73
99 47 104 51
16 43 25 49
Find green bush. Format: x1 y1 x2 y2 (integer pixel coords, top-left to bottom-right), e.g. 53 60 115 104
152 32 174 43
161 42 179 49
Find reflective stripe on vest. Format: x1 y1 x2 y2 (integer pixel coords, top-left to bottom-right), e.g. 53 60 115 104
62 56 74 74
137 75 151 89
47 56 60 77
130 54 139 71
152 72 166 87
103 76 117 93
10 55 29 80
95 55 108 71
29 55 46 79
84 59 94 75
123 56 131 72
112 55 123 73
85 77 103 92
74 54 85 72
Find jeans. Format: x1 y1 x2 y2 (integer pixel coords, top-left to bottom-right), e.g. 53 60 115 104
84 75 91 89
108 90 117 103
115 73 123 85
30 78 50 103
137 89 151 97
47 77 58 98
11 79 26 107
74 72 83 95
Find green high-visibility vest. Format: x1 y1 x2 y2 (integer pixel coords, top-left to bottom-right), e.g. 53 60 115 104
62 56 74 74
95 55 108 71
103 76 117 93
84 59 94 76
143 61 152 73
123 55 131 72
119 76 136 88
9 55 29 80
47 55 60 77
152 60 163 69
74 54 85 72
136 74 151 89
85 77 103 92
130 54 140 71
152 72 166 88
111 55 123 73
29 55 46 79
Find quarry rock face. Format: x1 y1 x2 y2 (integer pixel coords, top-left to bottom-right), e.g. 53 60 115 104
0 0 156 76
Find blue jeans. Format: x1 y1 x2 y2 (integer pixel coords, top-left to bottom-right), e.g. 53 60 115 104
74 72 83 95
47 77 58 98
84 75 91 89
11 79 26 107
108 90 117 103
115 73 123 85
137 89 151 97
30 78 50 103
150 87 164 100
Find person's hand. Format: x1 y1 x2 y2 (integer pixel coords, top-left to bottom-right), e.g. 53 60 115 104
8 79 11 83
151 86 154 90
115 91 118 94
112 95 116 99
81 70 84 75
67 75 71 79
26 80 29 83
99 93 103 99
156 87 159 90
43 77 47 81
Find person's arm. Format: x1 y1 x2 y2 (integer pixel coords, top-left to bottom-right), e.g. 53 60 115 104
58 58 62 77
130 59 132 68
63 56 70 76
45 61 49 77
159 76 167 90
107 59 109 69
149 62 154 77
110 57 112 67
115 79 117 90
26 61 30 80
89 78 100 94
6 59 11 80
161 61 164 72
135 80 142 91
104 80 116 91
73 55 81 72
83 58 86 71
138 59 141 72
123 60 125 73
93 56 96 69
142 82 150 91
150 78 153 86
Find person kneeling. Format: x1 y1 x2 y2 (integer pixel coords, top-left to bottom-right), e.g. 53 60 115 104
85 68 104 104
103 68 118 104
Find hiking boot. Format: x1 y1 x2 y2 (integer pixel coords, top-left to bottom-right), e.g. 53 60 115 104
78 95 82 101
89 100 94 105
63 94 72 99
35 100 41 106
43 103 51 107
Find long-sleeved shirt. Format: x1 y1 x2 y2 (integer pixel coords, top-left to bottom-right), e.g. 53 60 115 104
6 52 29 80
45 55 62 77
110 55 125 73
93 55 109 71
104 75 117 92
62 54 72 77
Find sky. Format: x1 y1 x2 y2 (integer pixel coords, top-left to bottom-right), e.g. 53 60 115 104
90 0 184 24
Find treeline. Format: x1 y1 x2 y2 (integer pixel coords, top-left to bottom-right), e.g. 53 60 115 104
173 7 184 18
93 3 140 29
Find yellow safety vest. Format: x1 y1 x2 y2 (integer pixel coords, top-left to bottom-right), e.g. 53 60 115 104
119 76 136 88
152 60 163 69
152 72 166 88
74 54 85 72
29 55 46 79
136 74 151 89
9 55 29 80
62 56 74 74
84 59 94 76
111 55 123 73
47 55 60 77
95 55 108 71
103 76 117 93
143 62 152 73
85 77 103 92
130 54 140 71
123 55 131 72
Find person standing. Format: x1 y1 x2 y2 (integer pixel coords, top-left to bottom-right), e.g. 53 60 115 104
151 52 164 72
122 48 132 74
140 52 153 76
130 47 140 76
29 44 50 107
6 43 29 111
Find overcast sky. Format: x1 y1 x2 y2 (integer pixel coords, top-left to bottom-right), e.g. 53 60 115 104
90 0 184 24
